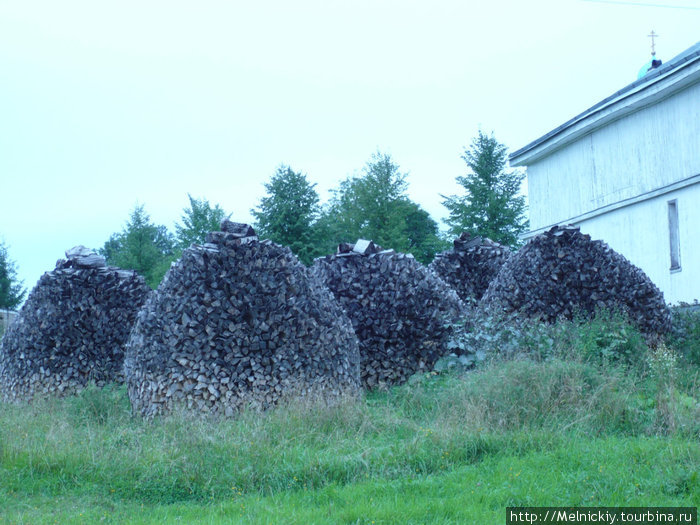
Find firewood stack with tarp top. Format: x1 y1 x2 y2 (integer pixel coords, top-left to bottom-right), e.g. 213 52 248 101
0 246 151 402
311 240 467 389
480 225 671 336
124 221 361 418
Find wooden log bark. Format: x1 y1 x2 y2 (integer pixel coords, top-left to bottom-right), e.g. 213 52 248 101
480 225 671 336
312 239 467 389
0 247 151 402
429 232 511 304
124 223 360 418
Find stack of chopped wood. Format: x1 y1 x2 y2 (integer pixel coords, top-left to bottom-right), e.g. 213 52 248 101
0 246 151 402
311 240 467 389
430 232 511 303
481 225 671 335
124 221 360 418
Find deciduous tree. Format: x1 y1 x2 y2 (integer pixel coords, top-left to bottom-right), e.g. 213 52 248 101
322 152 445 262
175 194 227 251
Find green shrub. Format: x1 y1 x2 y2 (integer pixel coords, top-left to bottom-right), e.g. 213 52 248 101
667 305 700 366
446 310 560 363
569 308 648 366
449 307 648 366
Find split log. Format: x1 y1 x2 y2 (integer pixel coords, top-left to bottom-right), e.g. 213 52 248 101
481 225 671 336
0 247 151 402
429 232 511 303
311 240 467 389
124 223 360 418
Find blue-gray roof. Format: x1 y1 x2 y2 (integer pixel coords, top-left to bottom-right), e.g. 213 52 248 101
510 40 700 163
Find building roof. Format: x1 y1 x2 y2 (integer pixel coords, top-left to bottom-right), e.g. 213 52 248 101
510 40 700 166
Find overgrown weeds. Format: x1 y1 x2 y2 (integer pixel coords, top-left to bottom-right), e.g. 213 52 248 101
448 306 649 366
439 306 699 438
1 349 697 508
668 303 700 366
0 310 698 519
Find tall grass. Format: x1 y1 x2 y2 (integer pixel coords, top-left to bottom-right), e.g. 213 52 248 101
1 357 697 507
1 311 698 522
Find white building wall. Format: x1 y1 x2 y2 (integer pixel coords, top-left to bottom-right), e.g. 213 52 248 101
571 182 700 304
527 80 700 231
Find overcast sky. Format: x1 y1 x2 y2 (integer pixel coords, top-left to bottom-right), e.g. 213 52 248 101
1 0 698 294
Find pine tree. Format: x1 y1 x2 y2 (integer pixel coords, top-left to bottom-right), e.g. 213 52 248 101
100 205 175 288
0 241 26 310
442 131 528 247
251 166 322 265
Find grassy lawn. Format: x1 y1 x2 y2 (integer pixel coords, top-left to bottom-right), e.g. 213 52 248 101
1 332 699 523
2 435 697 524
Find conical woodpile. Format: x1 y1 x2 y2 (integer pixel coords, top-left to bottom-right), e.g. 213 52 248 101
124 221 361 418
481 225 671 335
430 233 511 303
311 240 467 389
0 246 151 402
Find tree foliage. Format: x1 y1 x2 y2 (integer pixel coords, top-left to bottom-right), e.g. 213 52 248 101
175 194 227 251
251 166 322 265
0 240 26 310
442 131 528 248
100 205 175 288
400 201 449 263
321 152 446 263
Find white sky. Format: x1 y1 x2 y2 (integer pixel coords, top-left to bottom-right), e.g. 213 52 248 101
1 0 698 293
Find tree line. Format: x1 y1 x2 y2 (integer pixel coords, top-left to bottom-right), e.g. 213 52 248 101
0 131 527 306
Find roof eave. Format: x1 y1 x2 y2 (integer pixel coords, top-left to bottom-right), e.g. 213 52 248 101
510 45 700 167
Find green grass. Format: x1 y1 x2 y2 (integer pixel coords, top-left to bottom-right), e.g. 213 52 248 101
3 436 698 524
1 352 698 524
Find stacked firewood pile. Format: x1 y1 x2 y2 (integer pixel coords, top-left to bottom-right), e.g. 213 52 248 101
124 221 361 418
0 246 151 402
430 232 511 303
311 240 467 389
481 225 671 335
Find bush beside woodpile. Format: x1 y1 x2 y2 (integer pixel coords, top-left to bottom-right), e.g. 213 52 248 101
429 233 511 303
124 222 361 418
311 240 467 389
481 225 671 336
0 246 151 402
